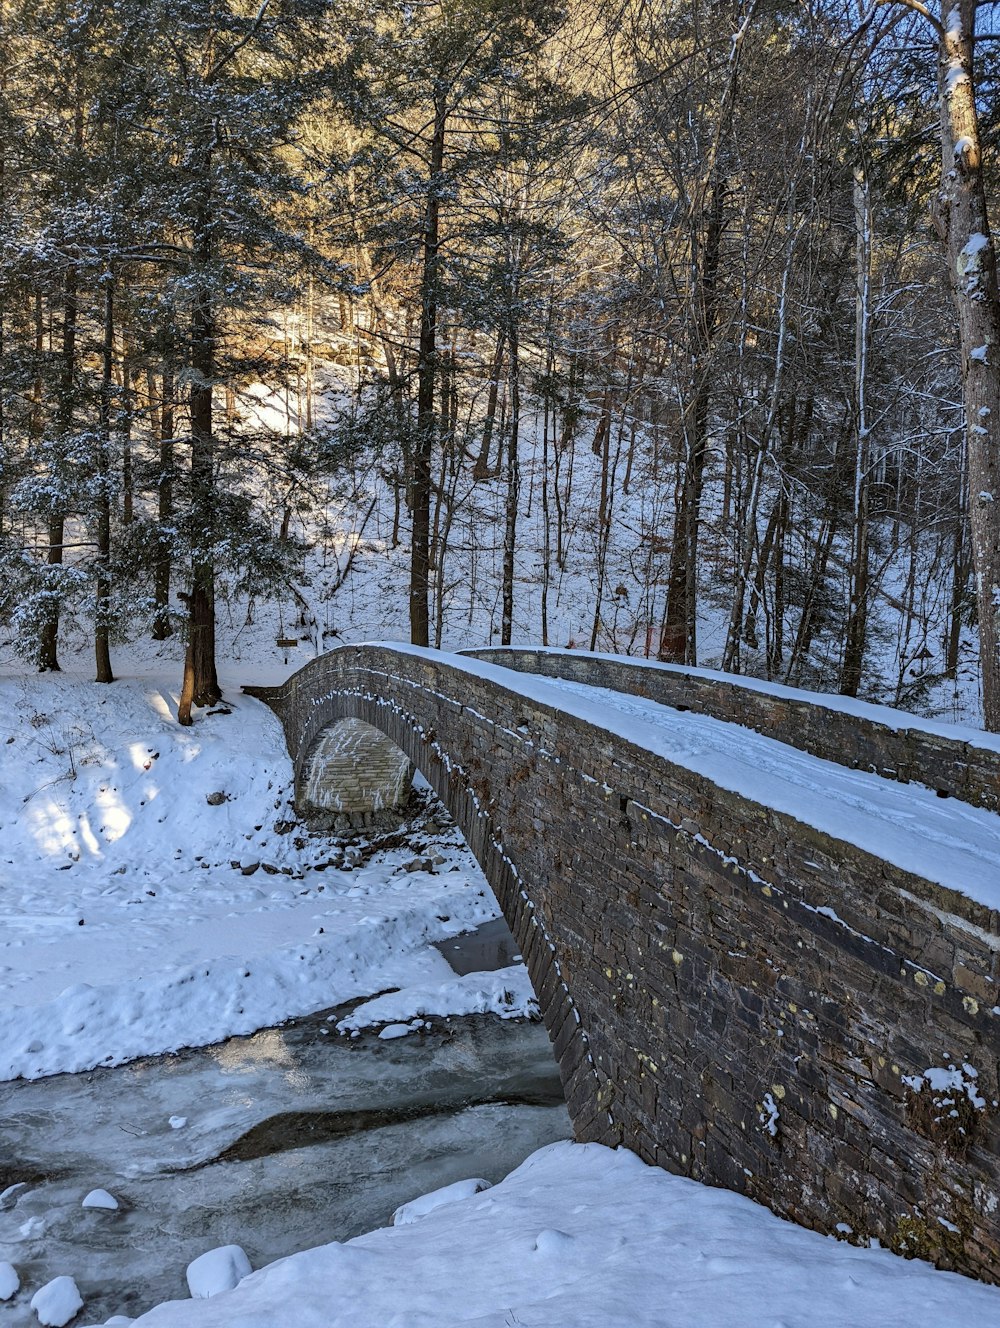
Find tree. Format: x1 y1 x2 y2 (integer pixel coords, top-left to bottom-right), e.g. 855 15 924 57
929 0 1000 728
340 0 567 646
133 0 334 722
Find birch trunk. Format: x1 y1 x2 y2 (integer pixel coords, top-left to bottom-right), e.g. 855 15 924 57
935 0 1000 729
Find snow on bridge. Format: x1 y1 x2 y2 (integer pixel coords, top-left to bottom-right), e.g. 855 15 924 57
247 644 1000 1284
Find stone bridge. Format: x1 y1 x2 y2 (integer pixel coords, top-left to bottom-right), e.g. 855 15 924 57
246 644 1000 1283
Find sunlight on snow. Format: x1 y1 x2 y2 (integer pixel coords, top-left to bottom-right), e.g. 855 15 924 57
127 742 161 804
361 535 391 554
76 812 102 857
27 783 130 857
28 797 85 858
93 784 132 843
147 687 178 723
242 381 298 434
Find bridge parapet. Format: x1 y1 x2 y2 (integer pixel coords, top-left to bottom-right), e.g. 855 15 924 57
246 644 1000 1283
466 646 1000 811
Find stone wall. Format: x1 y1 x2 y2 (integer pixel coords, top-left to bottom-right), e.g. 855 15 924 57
465 647 1000 811
246 645 1000 1283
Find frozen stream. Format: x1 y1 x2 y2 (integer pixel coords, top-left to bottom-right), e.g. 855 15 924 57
0 924 570 1325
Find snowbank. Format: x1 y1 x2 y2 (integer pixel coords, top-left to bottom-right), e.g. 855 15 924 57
336 964 538 1035
125 1142 1000 1327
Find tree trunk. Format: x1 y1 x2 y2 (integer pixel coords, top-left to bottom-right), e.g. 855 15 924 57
766 484 788 677
432 447 462 649
30 290 44 440
95 281 115 684
121 336 135 526
472 328 506 480
39 262 78 672
935 0 1000 729
659 178 724 664
787 514 838 684
179 170 221 724
840 161 873 698
501 313 520 646
152 362 174 639
840 477 870 696
946 447 968 677
540 336 555 647
410 91 446 648
723 206 799 674
179 582 216 725
744 496 782 653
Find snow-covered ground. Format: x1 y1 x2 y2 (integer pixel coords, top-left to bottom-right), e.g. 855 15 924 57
2 654 999 1325
121 1143 1000 1328
0 669 511 1082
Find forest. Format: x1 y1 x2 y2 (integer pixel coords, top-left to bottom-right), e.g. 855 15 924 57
1 0 999 726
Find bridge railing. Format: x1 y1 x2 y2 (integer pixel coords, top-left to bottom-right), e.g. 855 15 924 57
464 647 1000 813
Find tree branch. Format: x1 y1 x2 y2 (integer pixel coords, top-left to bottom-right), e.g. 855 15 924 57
875 0 945 36
208 0 271 83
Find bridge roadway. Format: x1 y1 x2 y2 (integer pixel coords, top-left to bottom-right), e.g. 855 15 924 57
247 644 1000 1283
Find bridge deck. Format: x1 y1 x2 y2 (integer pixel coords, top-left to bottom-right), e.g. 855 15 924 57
487 668 1000 914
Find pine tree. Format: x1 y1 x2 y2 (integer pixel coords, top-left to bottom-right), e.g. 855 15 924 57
339 0 568 646
118 0 336 721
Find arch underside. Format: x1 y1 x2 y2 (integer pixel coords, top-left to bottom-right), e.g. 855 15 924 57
297 716 414 831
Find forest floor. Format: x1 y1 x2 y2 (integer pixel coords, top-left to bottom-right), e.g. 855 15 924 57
0 633 999 1326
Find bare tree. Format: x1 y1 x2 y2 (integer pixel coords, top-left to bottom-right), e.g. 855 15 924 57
868 0 1000 725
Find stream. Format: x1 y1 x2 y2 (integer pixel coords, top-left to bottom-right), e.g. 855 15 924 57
0 921 570 1325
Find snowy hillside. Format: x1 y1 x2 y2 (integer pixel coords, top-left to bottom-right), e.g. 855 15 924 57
0 668 512 1081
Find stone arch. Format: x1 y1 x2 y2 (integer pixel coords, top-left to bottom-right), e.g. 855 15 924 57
297 717 413 832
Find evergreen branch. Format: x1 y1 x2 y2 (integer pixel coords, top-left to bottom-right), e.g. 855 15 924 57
207 0 272 83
